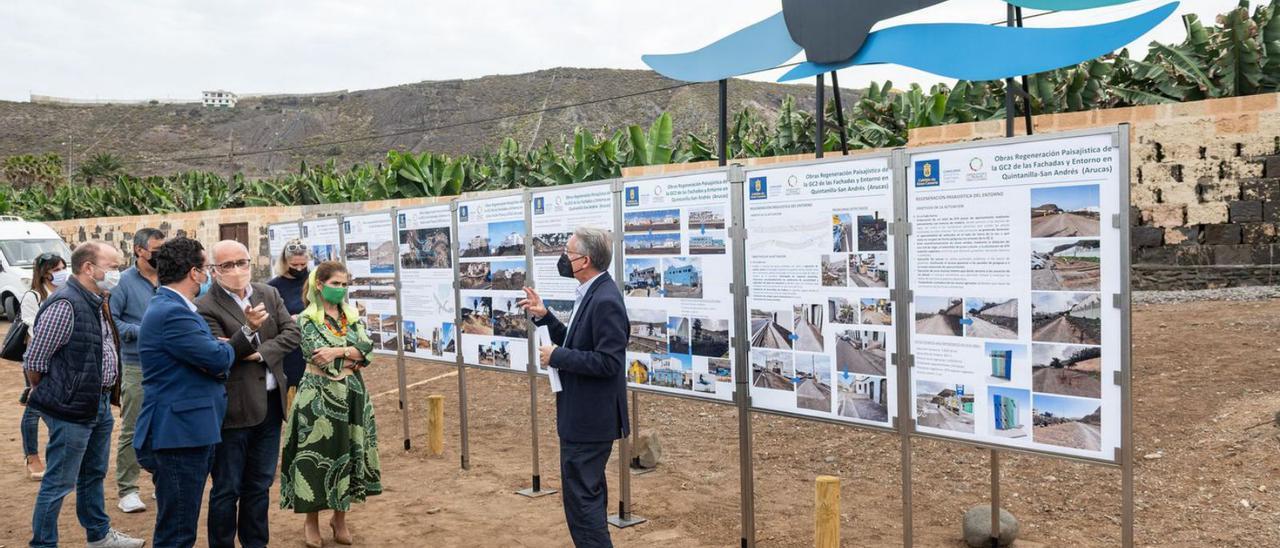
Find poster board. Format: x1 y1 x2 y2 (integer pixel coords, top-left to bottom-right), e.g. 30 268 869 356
620 170 734 401
743 155 897 428
266 221 302 273
529 182 618 374
300 218 343 268
456 194 531 372
342 211 400 356
396 205 458 363
906 130 1124 462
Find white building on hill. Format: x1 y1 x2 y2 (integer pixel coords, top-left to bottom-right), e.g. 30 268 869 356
202 90 238 108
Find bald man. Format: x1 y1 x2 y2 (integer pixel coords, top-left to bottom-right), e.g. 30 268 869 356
196 240 300 548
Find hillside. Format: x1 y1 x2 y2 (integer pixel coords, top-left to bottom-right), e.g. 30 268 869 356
0 68 844 177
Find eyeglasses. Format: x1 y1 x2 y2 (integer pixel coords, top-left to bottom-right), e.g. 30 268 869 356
214 259 252 273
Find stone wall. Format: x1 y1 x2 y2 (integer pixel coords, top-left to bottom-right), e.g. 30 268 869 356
45 93 1280 290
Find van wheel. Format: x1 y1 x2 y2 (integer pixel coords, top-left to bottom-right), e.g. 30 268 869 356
2 294 16 322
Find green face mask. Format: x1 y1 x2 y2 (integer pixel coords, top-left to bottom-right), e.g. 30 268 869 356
320 285 347 304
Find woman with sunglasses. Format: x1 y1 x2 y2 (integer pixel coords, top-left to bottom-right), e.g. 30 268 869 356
18 252 67 480
267 240 311 399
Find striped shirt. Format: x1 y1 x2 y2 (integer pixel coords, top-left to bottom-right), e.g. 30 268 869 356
23 299 119 387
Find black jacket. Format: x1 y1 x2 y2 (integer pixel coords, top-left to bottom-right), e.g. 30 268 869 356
28 277 120 423
534 271 630 443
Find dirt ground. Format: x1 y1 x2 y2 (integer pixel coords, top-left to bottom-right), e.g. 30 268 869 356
3 298 1280 546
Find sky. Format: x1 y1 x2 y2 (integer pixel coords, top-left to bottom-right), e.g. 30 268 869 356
0 0 1250 102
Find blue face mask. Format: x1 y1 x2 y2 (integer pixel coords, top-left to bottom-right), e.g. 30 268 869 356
198 277 213 297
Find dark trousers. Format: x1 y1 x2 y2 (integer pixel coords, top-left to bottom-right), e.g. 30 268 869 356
209 392 283 548
559 440 614 548
138 442 216 548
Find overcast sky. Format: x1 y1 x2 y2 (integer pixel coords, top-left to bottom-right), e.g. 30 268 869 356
0 0 1246 102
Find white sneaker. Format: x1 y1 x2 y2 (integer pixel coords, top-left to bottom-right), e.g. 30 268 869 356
87 528 146 548
117 492 147 513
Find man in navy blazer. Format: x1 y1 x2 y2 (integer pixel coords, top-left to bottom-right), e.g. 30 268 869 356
134 237 265 548
519 226 629 548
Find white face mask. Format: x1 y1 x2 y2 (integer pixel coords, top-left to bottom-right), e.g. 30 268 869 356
50 270 70 288
93 264 121 292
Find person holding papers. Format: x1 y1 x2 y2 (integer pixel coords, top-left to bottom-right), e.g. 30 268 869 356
518 226 629 548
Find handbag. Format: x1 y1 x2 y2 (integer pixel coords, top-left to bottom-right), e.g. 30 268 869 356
2 318 29 362
2 291 34 362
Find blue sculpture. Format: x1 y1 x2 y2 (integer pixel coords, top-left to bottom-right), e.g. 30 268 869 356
642 0 1179 83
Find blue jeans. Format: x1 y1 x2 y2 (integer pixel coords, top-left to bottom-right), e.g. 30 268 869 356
21 403 40 456
208 392 283 548
30 392 114 548
138 442 216 548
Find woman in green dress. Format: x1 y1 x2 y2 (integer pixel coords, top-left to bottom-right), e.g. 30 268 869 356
280 260 382 547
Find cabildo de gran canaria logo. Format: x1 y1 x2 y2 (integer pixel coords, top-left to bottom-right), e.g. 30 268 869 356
749 176 768 200
458 206 469 222
533 196 545 215
625 186 640 207
915 160 940 188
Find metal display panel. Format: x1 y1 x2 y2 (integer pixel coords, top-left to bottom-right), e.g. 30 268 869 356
266 221 303 271
341 211 401 357
395 204 459 364
528 179 620 374
300 217 343 268
741 153 898 432
618 167 736 402
456 190 534 374
903 126 1130 466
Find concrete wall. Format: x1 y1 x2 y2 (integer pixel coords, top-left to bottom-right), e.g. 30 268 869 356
48 93 1280 290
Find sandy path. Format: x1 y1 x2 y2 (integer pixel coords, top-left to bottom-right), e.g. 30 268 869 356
915 314 961 336
965 316 1017 339
1030 213 1099 237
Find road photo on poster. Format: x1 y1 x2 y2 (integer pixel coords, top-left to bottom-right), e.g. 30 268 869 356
743 156 896 428
529 183 617 375
622 171 735 400
301 218 342 268
457 195 530 372
908 131 1123 462
343 212 400 356
396 205 457 361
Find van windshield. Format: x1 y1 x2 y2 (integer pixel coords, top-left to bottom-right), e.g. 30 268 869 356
0 239 71 268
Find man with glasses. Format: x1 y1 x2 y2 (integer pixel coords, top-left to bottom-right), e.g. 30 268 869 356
108 227 165 513
135 237 265 548
197 240 299 548
26 241 146 548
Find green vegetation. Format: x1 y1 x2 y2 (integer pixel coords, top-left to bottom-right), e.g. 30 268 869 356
3 0 1278 221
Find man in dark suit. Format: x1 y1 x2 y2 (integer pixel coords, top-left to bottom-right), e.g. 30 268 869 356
519 226 629 548
135 237 265 548
197 240 300 548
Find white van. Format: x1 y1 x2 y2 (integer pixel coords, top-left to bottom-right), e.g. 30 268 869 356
0 217 71 321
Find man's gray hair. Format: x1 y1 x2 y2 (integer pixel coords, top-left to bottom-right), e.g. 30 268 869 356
572 226 612 272
133 228 166 252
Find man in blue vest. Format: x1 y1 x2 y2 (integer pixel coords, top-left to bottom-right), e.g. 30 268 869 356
25 241 146 548
518 226 630 548
134 237 264 548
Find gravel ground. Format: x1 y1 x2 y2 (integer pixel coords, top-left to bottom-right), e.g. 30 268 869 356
1134 285 1280 304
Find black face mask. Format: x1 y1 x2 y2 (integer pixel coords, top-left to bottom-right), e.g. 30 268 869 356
557 253 582 278
288 267 309 279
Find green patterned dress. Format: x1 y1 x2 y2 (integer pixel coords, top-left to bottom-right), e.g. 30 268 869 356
279 314 383 513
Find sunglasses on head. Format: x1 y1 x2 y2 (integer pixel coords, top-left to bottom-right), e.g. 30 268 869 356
285 242 308 254
35 252 62 267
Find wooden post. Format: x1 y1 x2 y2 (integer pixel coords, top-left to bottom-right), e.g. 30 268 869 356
426 394 445 456
815 475 840 548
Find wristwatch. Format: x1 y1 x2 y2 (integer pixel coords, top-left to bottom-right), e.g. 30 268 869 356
240 325 258 338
